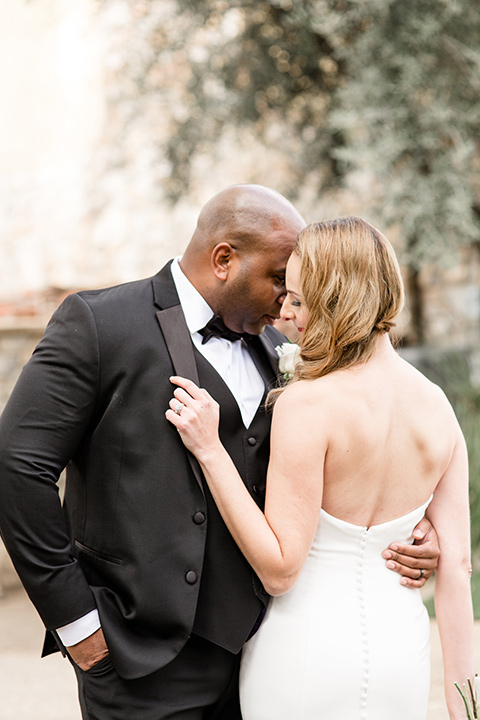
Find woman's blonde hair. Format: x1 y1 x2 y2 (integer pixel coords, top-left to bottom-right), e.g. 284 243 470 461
273 216 404 396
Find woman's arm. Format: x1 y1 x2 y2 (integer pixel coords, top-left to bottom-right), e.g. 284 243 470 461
427 425 475 720
166 376 327 595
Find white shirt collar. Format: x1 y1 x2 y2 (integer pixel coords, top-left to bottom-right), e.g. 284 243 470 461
170 256 214 335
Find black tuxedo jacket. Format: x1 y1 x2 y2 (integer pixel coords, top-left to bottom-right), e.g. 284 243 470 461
0 262 284 679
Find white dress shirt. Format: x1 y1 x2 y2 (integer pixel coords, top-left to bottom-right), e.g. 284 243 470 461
56 257 266 646
170 257 265 427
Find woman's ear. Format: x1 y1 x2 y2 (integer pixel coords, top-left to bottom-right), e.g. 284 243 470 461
211 242 236 281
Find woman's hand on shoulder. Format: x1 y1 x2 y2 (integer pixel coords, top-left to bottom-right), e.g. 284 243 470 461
166 376 222 463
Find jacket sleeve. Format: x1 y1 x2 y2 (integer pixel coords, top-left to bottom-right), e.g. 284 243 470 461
0 293 99 630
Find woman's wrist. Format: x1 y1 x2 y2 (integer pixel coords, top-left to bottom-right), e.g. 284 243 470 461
196 441 225 468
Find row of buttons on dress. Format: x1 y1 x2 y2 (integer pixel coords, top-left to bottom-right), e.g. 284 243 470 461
358 527 370 720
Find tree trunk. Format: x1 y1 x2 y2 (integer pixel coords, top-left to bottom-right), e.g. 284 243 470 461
406 264 425 345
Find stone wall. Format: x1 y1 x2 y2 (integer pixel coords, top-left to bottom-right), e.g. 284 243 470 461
0 323 44 593
0 325 43 409
1 0 478 345
422 246 480 352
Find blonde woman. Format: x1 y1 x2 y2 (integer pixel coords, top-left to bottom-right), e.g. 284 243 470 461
167 217 474 720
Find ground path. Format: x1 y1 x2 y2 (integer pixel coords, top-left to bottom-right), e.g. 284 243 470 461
1 585 479 719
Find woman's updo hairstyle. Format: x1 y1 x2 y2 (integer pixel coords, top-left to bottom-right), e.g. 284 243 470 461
291 216 404 383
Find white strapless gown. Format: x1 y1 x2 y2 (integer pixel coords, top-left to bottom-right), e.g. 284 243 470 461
240 498 432 720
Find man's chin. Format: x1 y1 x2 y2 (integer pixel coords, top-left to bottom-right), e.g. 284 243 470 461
249 316 276 335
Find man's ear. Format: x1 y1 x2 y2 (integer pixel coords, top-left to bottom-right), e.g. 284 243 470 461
211 243 237 281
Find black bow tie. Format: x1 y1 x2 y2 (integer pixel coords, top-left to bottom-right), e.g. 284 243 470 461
199 315 252 344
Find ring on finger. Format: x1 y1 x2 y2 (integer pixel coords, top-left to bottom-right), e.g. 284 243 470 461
174 402 184 415
417 568 424 580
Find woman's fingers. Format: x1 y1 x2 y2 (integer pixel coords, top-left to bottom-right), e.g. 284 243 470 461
168 398 185 415
167 384 218 427
170 375 205 401
169 376 217 411
172 387 196 407
165 407 181 430
165 378 221 462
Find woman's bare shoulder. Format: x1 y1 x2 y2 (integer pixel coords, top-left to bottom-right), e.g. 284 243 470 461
399 356 456 409
274 376 341 418
270 380 332 458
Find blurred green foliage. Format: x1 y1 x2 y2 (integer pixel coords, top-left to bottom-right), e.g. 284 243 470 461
448 378 480 555
163 0 480 341
102 0 480 340
470 570 480 618
94 0 480 344
406 348 480 554
168 1 480 256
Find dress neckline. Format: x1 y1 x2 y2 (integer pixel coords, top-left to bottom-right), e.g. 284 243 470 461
320 494 434 532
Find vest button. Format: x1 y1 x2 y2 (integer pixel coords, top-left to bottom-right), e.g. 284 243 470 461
185 571 198 584
253 485 265 495
193 511 206 524
247 437 257 446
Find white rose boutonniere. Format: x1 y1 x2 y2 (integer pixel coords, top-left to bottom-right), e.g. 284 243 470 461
275 342 300 382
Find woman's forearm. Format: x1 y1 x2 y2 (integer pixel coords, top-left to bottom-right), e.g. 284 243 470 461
198 447 302 595
434 562 475 720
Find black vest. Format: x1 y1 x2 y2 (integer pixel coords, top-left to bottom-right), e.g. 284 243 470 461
191 345 273 653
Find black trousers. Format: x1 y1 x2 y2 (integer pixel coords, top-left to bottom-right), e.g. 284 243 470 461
71 634 242 720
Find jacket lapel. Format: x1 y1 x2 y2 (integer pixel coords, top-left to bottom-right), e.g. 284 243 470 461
255 326 284 387
155 305 199 385
152 262 199 385
152 263 202 491
247 336 278 391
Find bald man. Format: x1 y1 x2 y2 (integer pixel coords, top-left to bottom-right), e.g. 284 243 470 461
0 185 438 720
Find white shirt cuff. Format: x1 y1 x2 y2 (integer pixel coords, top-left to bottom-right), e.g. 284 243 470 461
56 609 101 647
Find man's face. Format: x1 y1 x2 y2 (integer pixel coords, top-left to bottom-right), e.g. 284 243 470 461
219 222 301 335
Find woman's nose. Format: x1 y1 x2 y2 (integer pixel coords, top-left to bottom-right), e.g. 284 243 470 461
280 304 293 321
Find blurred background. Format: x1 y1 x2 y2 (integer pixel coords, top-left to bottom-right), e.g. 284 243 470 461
0 0 479 716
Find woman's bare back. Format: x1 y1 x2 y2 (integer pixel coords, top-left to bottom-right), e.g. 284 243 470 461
309 335 458 527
